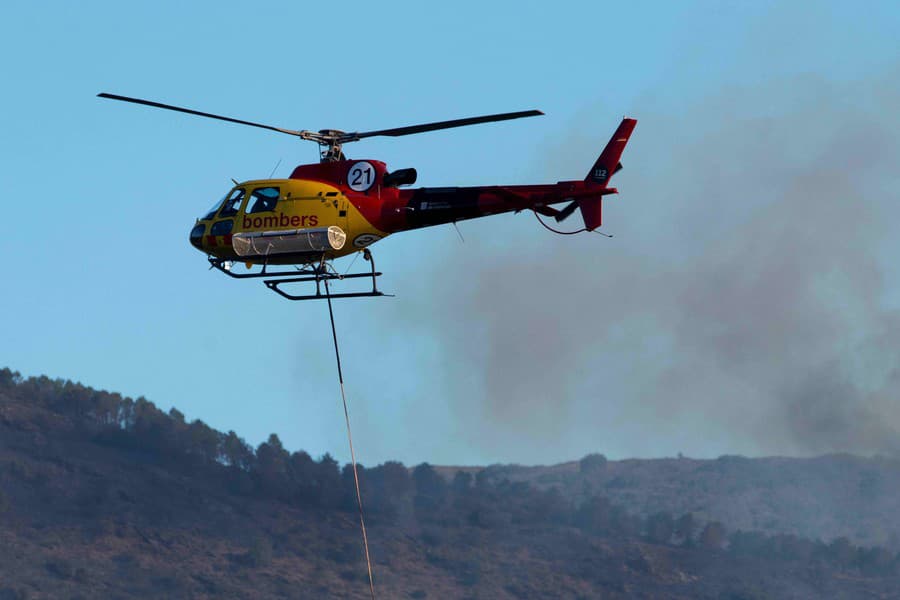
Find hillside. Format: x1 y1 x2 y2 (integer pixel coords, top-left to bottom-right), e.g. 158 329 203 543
457 452 900 550
1 368 899 599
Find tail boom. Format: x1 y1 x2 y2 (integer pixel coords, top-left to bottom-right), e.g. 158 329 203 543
383 118 636 232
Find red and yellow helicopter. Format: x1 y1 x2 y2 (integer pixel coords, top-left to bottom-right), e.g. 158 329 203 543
99 93 636 300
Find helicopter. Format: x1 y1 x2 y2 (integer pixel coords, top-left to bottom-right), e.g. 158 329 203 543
99 93 637 301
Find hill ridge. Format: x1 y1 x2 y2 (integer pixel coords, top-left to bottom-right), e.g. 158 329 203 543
2 367 899 598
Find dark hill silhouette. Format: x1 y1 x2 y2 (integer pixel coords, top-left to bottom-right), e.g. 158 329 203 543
1 368 898 599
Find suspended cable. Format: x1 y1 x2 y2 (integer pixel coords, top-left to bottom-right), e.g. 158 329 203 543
532 209 614 237
324 279 376 600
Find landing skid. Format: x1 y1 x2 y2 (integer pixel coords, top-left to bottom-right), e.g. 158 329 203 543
208 250 391 301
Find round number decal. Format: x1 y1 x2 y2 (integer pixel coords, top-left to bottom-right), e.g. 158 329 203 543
353 233 382 248
347 161 376 192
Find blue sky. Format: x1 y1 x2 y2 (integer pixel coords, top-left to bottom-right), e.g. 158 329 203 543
2 1 899 466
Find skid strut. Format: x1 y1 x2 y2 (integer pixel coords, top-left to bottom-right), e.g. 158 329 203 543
208 250 390 301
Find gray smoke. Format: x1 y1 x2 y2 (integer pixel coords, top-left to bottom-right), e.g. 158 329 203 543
382 68 900 461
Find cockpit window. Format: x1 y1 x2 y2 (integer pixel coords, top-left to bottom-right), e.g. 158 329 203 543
246 187 280 214
218 188 246 218
202 194 227 220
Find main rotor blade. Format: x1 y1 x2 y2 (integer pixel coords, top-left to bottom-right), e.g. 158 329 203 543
97 93 305 137
353 109 544 140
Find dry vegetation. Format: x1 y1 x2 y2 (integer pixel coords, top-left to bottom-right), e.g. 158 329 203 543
1 368 898 599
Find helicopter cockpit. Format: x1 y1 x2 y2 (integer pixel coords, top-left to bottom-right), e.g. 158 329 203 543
190 187 242 250
245 187 280 213
191 185 291 250
200 186 282 222
198 188 240 221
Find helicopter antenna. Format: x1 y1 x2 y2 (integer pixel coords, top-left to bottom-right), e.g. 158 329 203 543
452 221 465 243
98 93 543 163
268 158 282 179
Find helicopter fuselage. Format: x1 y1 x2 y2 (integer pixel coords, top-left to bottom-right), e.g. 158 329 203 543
189 157 620 266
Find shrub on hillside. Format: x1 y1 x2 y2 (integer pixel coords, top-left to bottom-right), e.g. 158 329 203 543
579 453 608 474
645 511 675 544
699 521 726 549
675 513 695 545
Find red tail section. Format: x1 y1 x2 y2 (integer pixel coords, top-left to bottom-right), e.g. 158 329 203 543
578 117 637 230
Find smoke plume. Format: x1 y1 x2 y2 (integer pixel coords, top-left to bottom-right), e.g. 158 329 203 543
380 68 900 462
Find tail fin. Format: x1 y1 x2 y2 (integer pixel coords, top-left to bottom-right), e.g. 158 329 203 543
579 117 637 229
585 117 637 186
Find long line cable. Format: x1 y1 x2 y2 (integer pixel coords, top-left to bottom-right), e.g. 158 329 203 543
324 279 376 600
